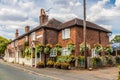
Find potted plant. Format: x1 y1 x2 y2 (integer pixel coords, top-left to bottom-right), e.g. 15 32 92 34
37 61 45 68
54 62 61 69
47 60 54 68
61 62 70 70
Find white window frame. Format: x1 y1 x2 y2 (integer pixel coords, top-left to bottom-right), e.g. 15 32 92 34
32 32 36 41
62 28 70 39
62 47 71 56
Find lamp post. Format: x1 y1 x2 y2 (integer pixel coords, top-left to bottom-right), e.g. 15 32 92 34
83 0 87 69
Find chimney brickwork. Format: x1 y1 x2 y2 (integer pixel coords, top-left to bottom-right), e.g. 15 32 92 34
25 26 30 33
39 9 48 25
15 29 19 38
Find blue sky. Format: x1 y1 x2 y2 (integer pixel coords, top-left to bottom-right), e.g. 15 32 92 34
0 0 119 40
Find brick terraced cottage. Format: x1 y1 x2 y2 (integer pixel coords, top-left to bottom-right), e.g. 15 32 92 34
4 9 111 67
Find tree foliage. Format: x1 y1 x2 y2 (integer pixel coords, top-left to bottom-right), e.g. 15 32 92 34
111 35 120 43
0 36 10 56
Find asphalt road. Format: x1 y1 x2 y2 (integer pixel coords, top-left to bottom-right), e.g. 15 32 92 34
0 63 53 80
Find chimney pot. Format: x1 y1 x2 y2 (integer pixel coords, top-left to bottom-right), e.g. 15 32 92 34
15 29 19 38
25 26 30 33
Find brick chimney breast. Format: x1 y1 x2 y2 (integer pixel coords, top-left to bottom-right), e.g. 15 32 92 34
39 8 48 25
15 29 19 38
25 26 30 33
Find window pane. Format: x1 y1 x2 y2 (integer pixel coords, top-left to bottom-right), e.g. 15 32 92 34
62 30 65 39
65 28 70 39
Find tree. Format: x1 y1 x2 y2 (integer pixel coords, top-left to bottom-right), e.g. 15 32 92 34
0 36 10 57
111 35 120 44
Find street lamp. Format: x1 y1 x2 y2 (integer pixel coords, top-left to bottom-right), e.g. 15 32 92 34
83 0 87 69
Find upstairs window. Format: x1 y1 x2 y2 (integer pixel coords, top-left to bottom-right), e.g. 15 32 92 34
62 28 70 39
32 32 36 40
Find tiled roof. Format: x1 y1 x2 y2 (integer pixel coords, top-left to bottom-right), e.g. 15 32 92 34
11 18 111 43
12 18 62 41
58 18 111 33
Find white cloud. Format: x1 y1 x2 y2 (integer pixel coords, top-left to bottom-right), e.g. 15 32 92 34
0 8 28 21
99 24 112 31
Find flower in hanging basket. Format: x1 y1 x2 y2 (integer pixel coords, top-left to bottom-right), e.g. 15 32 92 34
80 42 91 54
54 44 62 56
36 44 44 53
44 44 52 54
104 45 113 55
67 42 75 53
94 43 103 54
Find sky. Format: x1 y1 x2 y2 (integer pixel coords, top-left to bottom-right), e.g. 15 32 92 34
0 0 119 40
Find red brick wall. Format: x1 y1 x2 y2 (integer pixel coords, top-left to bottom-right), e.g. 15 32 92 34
58 26 110 56
100 32 109 47
18 37 25 46
46 29 58 46
58 27 76 47
35 28 44 45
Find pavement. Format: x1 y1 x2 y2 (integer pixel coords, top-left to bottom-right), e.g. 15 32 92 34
0 59 119 80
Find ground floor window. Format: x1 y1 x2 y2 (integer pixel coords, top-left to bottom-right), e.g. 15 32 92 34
62 48 71 56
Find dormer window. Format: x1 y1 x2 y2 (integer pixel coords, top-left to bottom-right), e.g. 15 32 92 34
62 28 70 39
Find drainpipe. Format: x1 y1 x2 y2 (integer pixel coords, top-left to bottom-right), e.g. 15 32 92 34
99 31 101 44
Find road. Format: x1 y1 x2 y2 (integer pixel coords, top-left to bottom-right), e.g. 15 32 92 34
0 59 119 80
0 63 53 80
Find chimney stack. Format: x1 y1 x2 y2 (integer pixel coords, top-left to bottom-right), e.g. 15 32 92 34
39 8 48 25
25 26 30 33
15 29 19 38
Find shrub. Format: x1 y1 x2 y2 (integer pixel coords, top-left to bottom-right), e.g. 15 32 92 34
47 60 54 68
61 62 70 70
78 56 84 67
116 55 120 64
54 62 61 69
90 57 102 68
37 61 44 68
105 55 113 66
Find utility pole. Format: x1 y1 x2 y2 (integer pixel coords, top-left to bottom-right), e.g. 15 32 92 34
83 0 87 69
